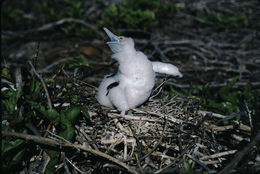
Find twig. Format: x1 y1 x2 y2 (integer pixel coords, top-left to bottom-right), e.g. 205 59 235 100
46 130 71 144
66 157 84 174
3 18 103 38
218 131 260 174
140 117 168 161
132 109 185 124
2 131 138 174
177 124 183 152
186 154 212 172
199 111 251 132
25 122 41 136
28 61 52 109
150 77 169 100
75 126 99 150
128 122 142 164
190 112 212 134
38 57 71 73
75 79 98 91
216 112 245 125
200 150 237 160
108 112 161 122
154 143 195 174
244 100 253 129
42 152 50 174
135 153 144 174
198 110 226 119
166 81 260 89
32 42 40 69
204 123 251 132
15 67 23 92
61 152 71 174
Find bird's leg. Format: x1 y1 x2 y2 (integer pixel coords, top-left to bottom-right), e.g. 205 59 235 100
108 87 129 118
118 110 126 122
120 110 126 117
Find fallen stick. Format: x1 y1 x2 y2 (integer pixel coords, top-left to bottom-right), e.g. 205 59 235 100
218 131 260 174
2 131 138 174
200 150 237 161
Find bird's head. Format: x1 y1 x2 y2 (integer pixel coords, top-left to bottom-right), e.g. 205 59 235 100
104 27 134 53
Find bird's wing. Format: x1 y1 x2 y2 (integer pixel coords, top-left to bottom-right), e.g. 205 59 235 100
152 61 182 77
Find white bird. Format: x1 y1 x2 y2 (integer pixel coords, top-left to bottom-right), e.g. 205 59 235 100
97 28 182 117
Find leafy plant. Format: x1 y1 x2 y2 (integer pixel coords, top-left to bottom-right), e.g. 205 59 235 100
100 0 180 31
1 6 25 29
67 55 89 69
63 0 85 19
1 65 90 172
36 0 86 21
184 162 192 174
1 137 25 171
35 1 59 21
196 11 249 29
170 76 259 119
35 0 95 38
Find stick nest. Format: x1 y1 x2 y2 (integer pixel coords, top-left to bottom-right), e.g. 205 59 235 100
71 84 254 173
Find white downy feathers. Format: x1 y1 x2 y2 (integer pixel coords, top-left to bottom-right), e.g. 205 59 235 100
97 28 182 116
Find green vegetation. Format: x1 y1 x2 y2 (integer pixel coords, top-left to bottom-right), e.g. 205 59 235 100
196 11 249 29
1 65 89 173
171 76 259 122
184 162 192 174
100 0 180 31
35 0 86 22
2 0 181 38
4 7 24 21
1 6 28 30
35 0 95 38
67 55 89 69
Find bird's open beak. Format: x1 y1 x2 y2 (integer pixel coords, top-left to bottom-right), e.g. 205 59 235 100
104 27 120 43
104 27 122 53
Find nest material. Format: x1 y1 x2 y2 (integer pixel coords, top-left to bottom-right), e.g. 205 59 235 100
73 84 253 173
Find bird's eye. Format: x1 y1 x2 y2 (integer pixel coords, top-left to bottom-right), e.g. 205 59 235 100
119 36 124 40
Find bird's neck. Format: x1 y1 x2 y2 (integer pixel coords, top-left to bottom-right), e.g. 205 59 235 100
112 47 136 62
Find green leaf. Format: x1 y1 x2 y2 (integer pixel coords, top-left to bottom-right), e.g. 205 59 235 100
66 83 73 89
45 78 54 84
184 162 192 174
46 109 60 126
240 13 249 26
170 85 185 96
68 55 89 69
62 106 81 122
196 11 249 29
12 149 25 164
27 101 61 125
81 106 90 119
45 149 59 174
2 138 24 154
101 0 177 31
59 124 74 141
72 95 79 104
2 138 25 170
1 67 12 80
219 76 239 101
58 106 81 140
1 89 21 114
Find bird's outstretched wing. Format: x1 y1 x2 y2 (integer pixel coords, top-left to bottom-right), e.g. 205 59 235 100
152 61 183 77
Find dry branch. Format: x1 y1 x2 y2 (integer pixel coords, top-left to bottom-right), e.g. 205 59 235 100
218 131 260 174
2 131 138 174
28 61 52 109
